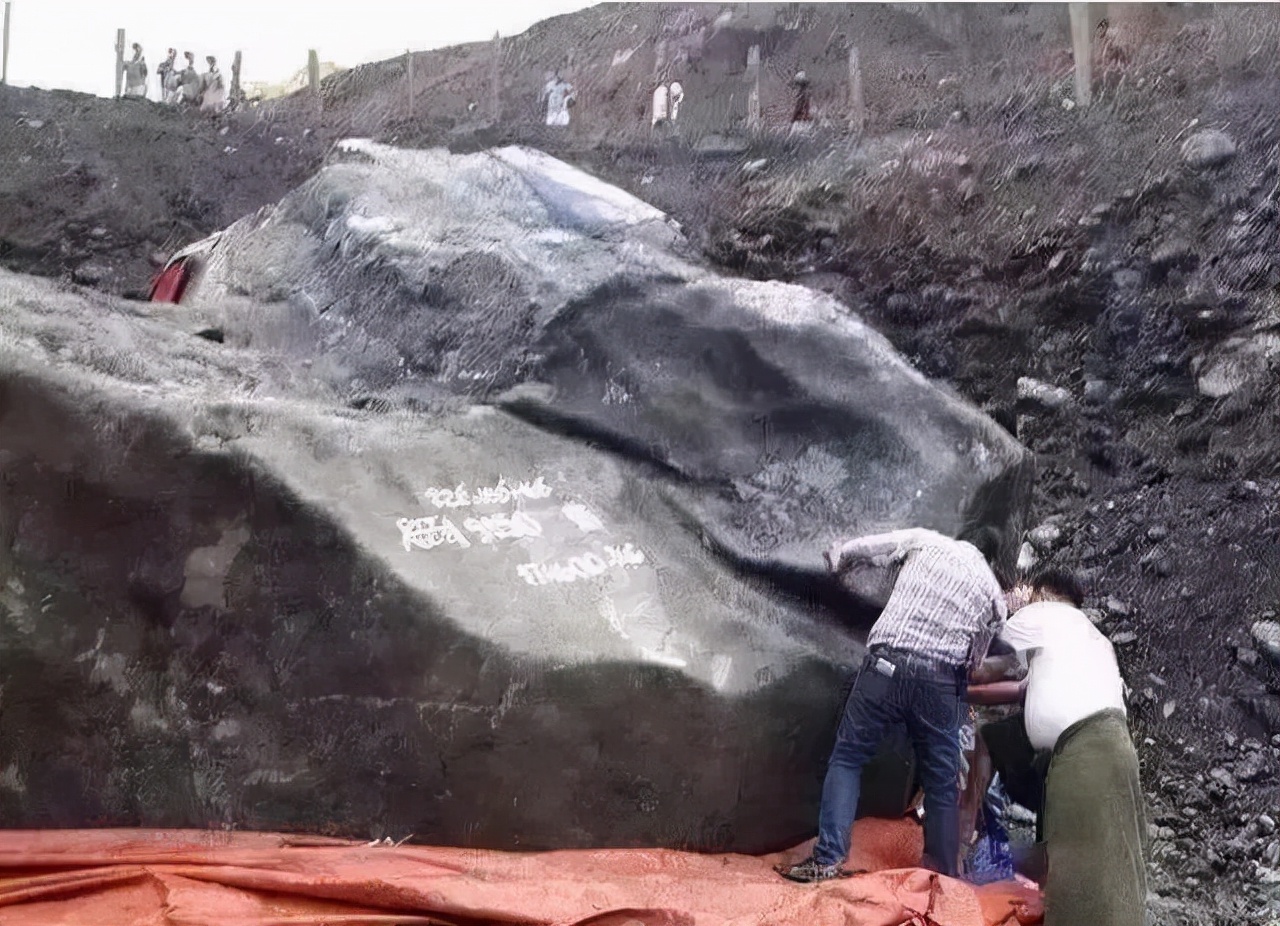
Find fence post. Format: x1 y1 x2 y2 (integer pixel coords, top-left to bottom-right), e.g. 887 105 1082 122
308 48 320 95
1069 1 1092 106
746 44 760 131
848 46 865 133
2 1 11 86
115 28 125 98
230 50 242 103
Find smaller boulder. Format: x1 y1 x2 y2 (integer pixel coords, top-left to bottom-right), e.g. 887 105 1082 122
72 262 111 285
1181 130 1237 170
1251 619 1280 667
1027 521 1062 552
1017 376 1072 412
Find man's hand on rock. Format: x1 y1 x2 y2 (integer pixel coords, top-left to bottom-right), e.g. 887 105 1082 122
823 541 845 573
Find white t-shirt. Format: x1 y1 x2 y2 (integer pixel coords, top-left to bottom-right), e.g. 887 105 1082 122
652 85 669 124
999 600 1127 751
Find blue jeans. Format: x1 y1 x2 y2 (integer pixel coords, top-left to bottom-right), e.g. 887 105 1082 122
813 652 964 875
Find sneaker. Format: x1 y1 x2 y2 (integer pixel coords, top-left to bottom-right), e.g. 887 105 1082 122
777 856 850 883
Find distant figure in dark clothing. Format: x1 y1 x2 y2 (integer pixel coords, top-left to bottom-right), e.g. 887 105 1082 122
790 69 811 123
179 51 202 105
157 48 178 103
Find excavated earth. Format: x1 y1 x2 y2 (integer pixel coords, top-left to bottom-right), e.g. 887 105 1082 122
3 3 1280 923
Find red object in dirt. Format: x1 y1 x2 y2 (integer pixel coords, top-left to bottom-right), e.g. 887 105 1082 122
0 819 1042 925
149 257 191 303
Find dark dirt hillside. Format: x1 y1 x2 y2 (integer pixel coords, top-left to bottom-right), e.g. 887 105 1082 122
3 3 1280 923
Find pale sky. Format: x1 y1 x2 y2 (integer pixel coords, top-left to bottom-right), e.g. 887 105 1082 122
1 0 599 98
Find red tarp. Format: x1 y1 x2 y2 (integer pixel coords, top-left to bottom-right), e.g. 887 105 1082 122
0 818 1042 925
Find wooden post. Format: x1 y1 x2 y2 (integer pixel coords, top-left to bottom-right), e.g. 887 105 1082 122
848 46 865 133
746 44 760 131
115 28 125 98
2 1 11 86
491 31 501 120
307 48 320 95
1069 2 1092 107
405 49 413 115
230 50 242 103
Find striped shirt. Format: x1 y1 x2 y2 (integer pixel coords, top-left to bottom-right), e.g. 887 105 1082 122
834 528 1007 672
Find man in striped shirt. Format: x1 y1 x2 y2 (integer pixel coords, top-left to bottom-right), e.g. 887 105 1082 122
781 526 1007 883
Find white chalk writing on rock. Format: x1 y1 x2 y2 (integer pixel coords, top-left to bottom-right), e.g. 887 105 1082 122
401 477 648 586
517 555 607 586
462 511 544 545
422 477 552 509
397 516 472 552
604 543 646 567
517 544 647 587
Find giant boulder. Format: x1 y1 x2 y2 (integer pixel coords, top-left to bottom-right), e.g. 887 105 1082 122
0 142 1031 851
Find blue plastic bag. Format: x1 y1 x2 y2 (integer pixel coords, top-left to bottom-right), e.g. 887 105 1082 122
963 778 1017 884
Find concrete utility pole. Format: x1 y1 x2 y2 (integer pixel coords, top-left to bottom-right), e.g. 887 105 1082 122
405 49 414 115
848 46 865 133
230 50 242 104
490 31 501 120
114 28 125 98
307 48 320 95
1069 2 1092 106
746 44 761 131
2 1 12 87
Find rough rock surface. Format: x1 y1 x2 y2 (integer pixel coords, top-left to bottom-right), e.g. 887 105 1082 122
179 142 1030 575
0 143 1029 850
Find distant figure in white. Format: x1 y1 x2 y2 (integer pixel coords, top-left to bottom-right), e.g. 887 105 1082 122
156 48 179 103
542 72 576 126
122 43 148 98
668 80 684 121
201 55 226 112
179 51 202 106
651 82 669 127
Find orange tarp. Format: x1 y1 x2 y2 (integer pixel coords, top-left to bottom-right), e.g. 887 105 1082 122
0 818 1041 925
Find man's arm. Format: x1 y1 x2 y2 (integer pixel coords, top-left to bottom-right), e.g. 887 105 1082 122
824 527 932 574
969 653 1020 685
966 679 1027 705
964 571 1010 674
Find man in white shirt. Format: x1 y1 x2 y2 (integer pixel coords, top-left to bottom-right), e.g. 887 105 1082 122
651 83 669 127
969 568 1146 926
201 56 226 112
541 73 576 126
